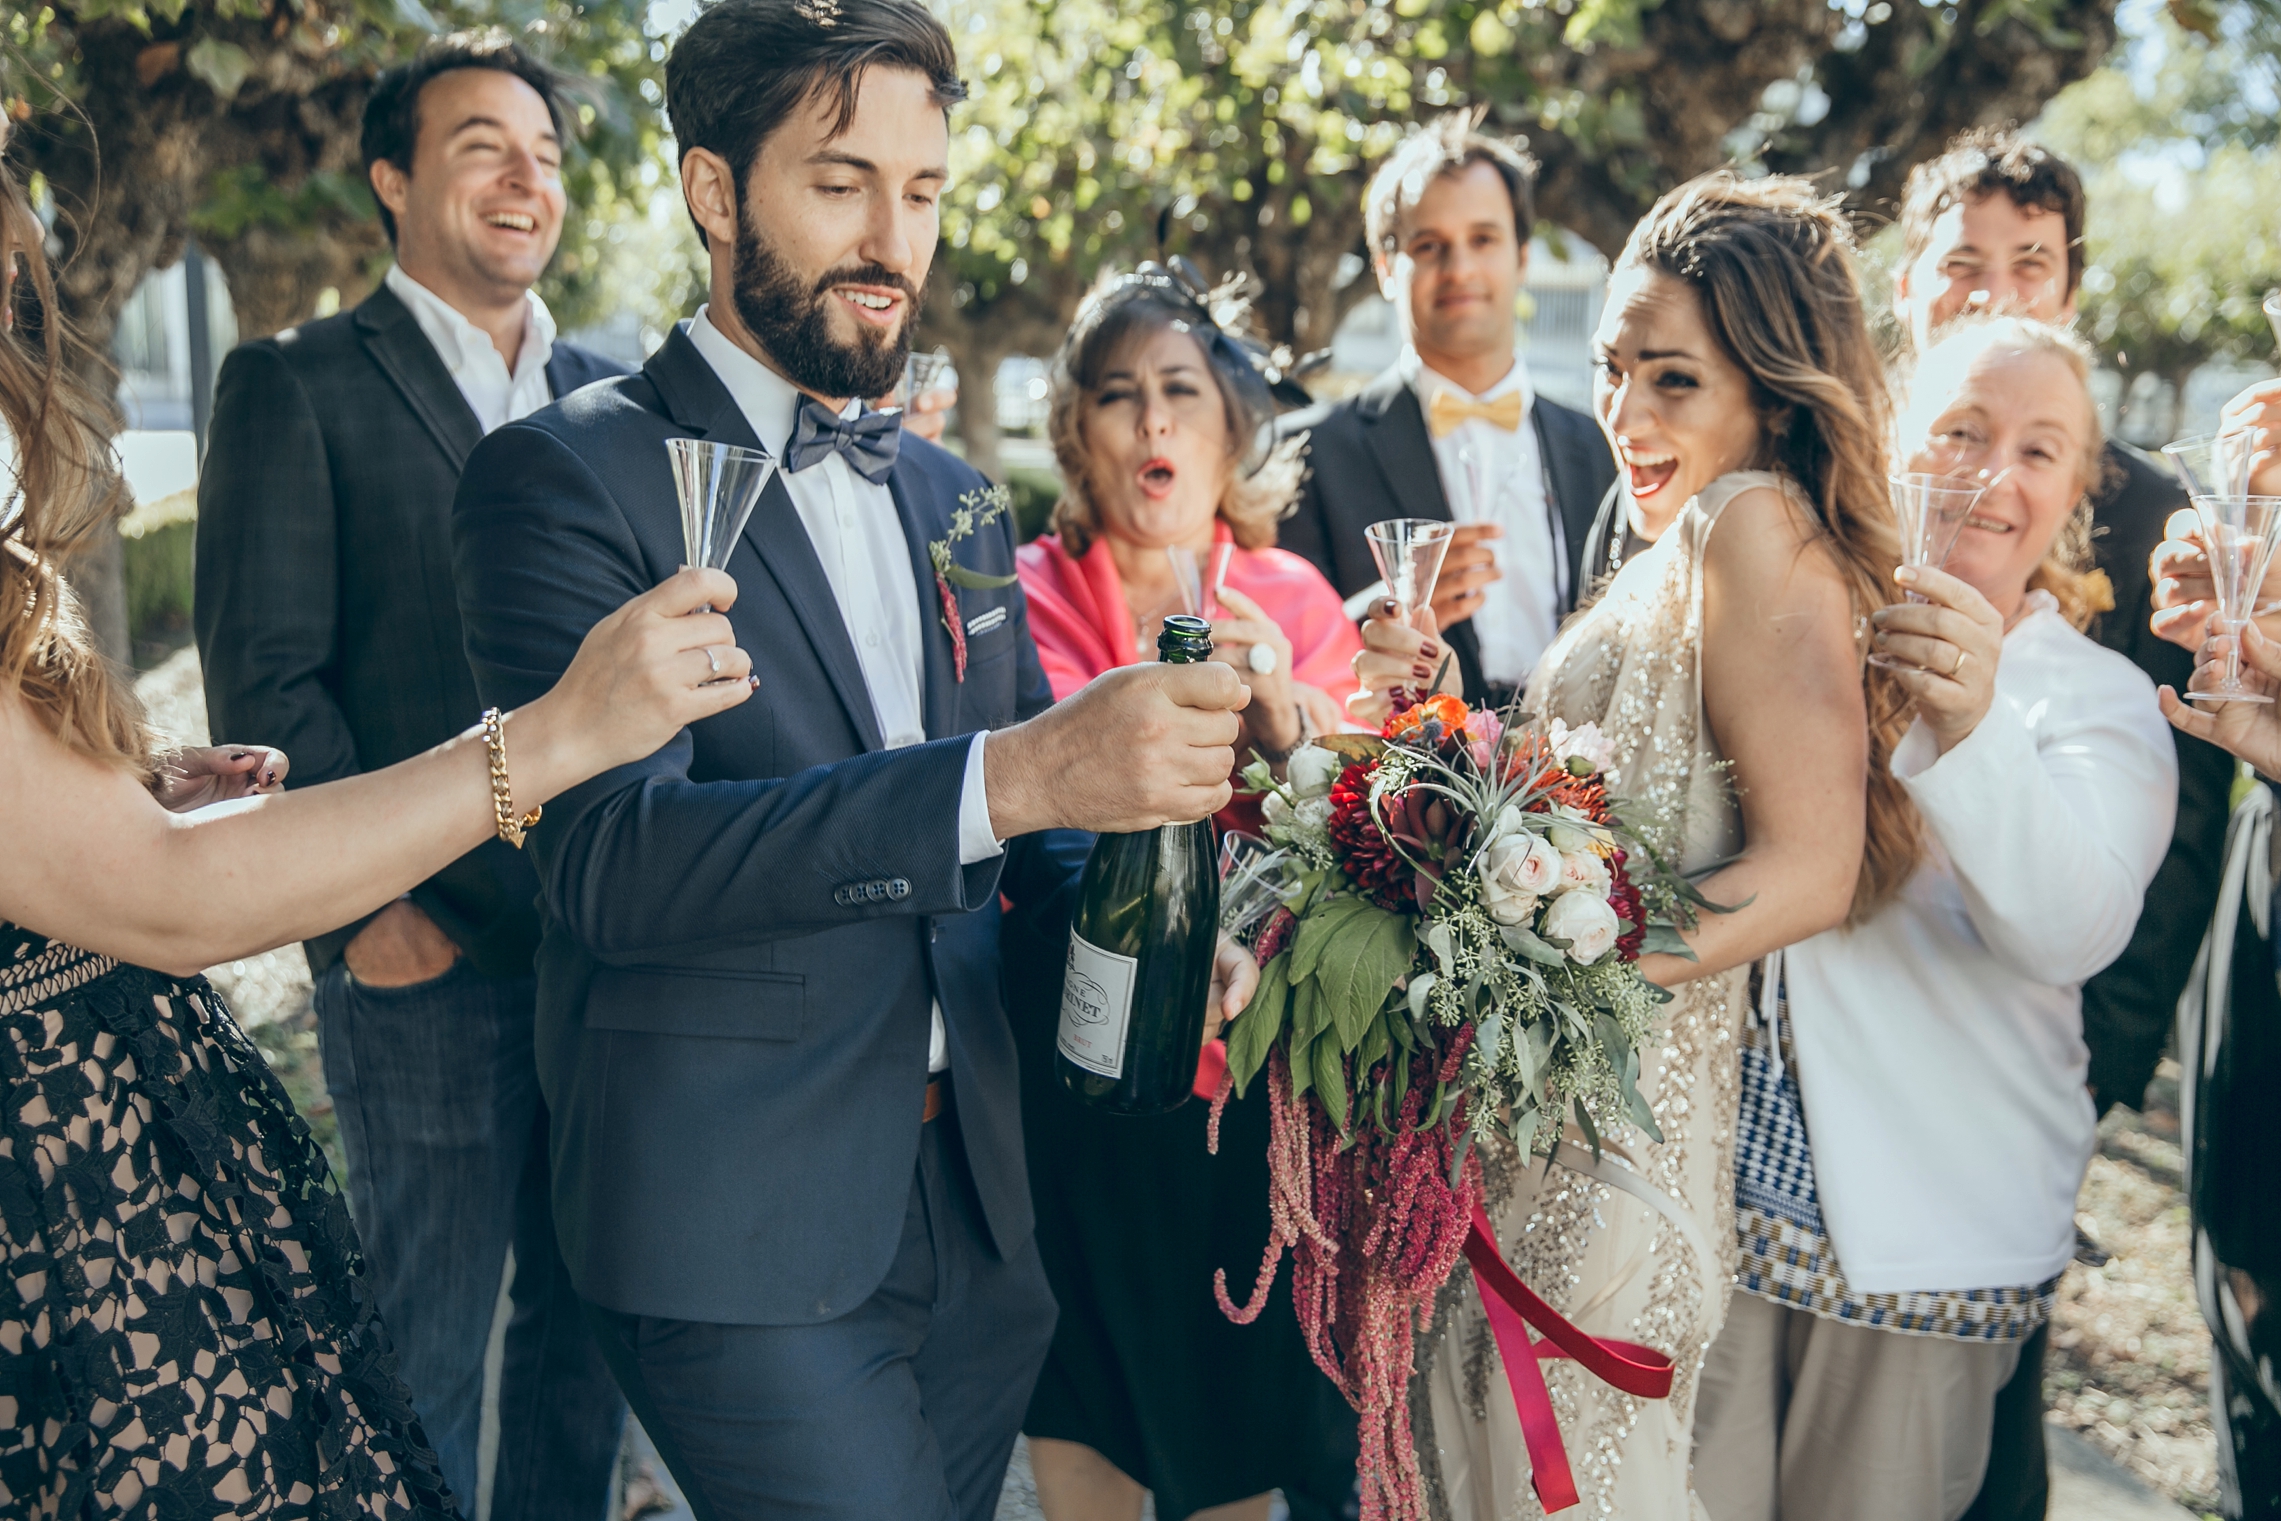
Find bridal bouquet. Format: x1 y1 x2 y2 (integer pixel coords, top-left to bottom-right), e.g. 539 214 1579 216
1212 693 1713 1521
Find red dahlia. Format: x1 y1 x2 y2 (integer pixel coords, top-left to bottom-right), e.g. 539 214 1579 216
1327 761 1414 913
1609 848 1646 960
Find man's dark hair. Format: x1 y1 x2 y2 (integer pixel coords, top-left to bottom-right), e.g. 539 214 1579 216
1365 112 1537 261
1897 126 2088 299
361 29 574 245
666 0 967 249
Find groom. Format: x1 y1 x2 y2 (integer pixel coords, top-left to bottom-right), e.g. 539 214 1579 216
449 2 1252 1517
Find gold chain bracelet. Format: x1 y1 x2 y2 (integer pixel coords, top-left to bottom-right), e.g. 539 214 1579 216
482 708 542 848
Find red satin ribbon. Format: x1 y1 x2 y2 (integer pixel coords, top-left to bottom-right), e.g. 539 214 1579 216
1462 1204 1676 1514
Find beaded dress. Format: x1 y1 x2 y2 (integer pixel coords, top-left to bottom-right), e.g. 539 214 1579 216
1413 472 1782 1520
0 925 454 1521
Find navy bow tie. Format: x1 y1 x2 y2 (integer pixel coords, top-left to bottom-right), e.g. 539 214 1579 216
785 396 902 485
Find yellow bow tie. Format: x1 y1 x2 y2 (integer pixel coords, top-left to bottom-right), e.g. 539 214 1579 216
1427 389 1525 438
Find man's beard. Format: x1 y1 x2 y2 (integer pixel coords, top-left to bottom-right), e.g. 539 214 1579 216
730 207 917 403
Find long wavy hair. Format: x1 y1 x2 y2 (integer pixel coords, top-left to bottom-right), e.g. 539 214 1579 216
0 136 150 781
1620 172 1917 918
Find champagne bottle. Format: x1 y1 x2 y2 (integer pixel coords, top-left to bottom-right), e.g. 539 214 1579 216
1056 614 1223 1115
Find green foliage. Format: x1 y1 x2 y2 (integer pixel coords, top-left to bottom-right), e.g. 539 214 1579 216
2038 7 2281 416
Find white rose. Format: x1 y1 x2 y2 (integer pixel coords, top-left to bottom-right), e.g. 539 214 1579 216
1477 830 1561 925
1558 849 1610 899
1540 890 1620 965
1286 745 1344 800
1294 796 1332 832
1513 832 1564 896
1262 790 1295 829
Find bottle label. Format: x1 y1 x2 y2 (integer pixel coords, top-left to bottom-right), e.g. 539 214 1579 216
1057 931 1139 1078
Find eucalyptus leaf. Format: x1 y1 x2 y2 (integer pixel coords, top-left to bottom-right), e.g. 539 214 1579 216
1573 1095 1603 1160
1638 923 1698 961
1423 920 1456 974
1475 1011 1506 1072
1406 969 1438 1024
1499 922 1571 967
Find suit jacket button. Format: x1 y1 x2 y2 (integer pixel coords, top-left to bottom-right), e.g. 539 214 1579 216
889 877 911 901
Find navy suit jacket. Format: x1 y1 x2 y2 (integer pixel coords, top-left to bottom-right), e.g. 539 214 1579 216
450 326 1086 1325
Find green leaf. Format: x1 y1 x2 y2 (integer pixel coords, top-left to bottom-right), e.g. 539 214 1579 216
1499 922 1570 967
1314 904 1414 1053
1423 920 1456 974
940 563 1021 590
1314 1038 1349 1133
1289 896 1371 985
1638 923 1697 960
185 38 251 100
1288 977 1325 1048
1405 970 1438 1025
1474 1011 1506 1072
1225 953 1289 1098
1573 1095 1603 1160
1358 1008 1393 1076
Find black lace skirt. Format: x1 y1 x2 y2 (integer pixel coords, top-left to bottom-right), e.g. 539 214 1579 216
0 926 456 1520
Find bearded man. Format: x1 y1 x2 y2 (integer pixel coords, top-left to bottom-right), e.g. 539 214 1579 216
447 2 1257 1516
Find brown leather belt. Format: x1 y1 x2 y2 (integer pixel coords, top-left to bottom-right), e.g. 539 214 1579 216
923 1078 947 1123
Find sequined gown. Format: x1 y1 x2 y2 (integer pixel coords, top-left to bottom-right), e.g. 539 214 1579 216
0 926 456 1520
1415 472 1780 1520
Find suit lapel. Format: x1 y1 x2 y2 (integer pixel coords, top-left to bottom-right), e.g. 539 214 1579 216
354 286 484 470
886 454 959 741
1534 403 1607 609
1355 368 1452 527
646 330 887 753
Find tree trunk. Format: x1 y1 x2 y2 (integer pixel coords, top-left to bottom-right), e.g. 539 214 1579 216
940 322 1011 482
205 217 387 340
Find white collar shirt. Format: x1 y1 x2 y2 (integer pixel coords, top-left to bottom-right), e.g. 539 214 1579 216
384 264 557 435
1403 346 1563 688
688 307 1002 1073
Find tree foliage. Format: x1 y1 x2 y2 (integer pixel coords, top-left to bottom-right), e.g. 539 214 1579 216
2038 6 2281 438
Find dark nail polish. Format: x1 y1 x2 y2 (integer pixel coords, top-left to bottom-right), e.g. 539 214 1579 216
262 769 278 786
229 750 250 761
1419 641 1441 659
1412 663 1432 679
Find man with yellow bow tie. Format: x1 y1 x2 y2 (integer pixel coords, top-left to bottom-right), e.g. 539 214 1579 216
1278 113 1617 708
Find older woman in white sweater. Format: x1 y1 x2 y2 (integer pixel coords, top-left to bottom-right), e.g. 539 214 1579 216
1691 318 2179 1521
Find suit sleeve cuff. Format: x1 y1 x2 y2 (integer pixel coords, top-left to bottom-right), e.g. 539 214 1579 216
959 731 1006 866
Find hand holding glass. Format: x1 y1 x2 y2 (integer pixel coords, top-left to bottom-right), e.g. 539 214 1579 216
2186 494 2281 705
668 437 777 616
1868 473 1983 671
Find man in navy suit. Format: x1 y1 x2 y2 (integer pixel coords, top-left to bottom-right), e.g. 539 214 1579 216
449 3 1255 1517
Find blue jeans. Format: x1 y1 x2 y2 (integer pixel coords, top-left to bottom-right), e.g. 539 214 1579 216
317 959 625 1520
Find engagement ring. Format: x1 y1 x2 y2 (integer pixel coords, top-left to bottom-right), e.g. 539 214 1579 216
1248 643 1277 676
705 646 721 677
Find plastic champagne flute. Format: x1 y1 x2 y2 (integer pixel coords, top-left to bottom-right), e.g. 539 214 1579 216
667 437 777 616
902 347 954 409
1364 517 1457 624
1216 830 1290 942
1867 473 1984 672
2164 431 2256 500
2186 493 2281 705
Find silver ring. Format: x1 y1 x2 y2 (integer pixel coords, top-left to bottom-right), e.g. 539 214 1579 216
1248 642 1278 676
705 646 722 676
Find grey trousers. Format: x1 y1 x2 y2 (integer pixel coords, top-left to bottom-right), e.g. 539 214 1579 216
1693 1292 2023 1521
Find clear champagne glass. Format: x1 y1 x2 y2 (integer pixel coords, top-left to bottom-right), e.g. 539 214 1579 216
2186 493 2281 706
667 437 777 616
1217 831 1290 941
1867 473 1984 672
902 347 955 410
2263 289 2281 352
1167 542 1237 623
2164 431 2256 500
1364 517 1456 623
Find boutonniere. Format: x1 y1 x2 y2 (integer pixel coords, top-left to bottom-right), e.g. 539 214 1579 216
929 484 1020 681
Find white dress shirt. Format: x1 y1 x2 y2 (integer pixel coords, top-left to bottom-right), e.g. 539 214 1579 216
384 265 557 435
1404 347 1562 687
689 307 1002 1073
1784 595 2177 1293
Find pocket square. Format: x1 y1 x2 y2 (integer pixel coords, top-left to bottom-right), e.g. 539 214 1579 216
964 606 1009 638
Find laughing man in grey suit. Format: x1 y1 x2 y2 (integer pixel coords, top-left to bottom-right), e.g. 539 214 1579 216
194 33 627 1519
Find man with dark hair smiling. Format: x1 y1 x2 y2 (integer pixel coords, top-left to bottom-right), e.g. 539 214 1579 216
1890 125 2231 1521
1278 112 1617 710
194 29 629 1520
447 2 1258 1516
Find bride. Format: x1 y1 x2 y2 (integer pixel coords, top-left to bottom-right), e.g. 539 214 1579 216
1352 173 1918 1517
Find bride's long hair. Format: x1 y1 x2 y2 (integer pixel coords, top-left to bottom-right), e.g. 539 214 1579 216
0 133 150 782
1620 173 1917 917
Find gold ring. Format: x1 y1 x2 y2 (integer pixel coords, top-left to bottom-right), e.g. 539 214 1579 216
1951 648 1967 678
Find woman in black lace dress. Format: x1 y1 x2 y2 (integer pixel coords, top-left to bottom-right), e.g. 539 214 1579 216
0 138 755 1519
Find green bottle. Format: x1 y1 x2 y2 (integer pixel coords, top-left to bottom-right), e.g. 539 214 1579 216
1056 614 1223 1115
